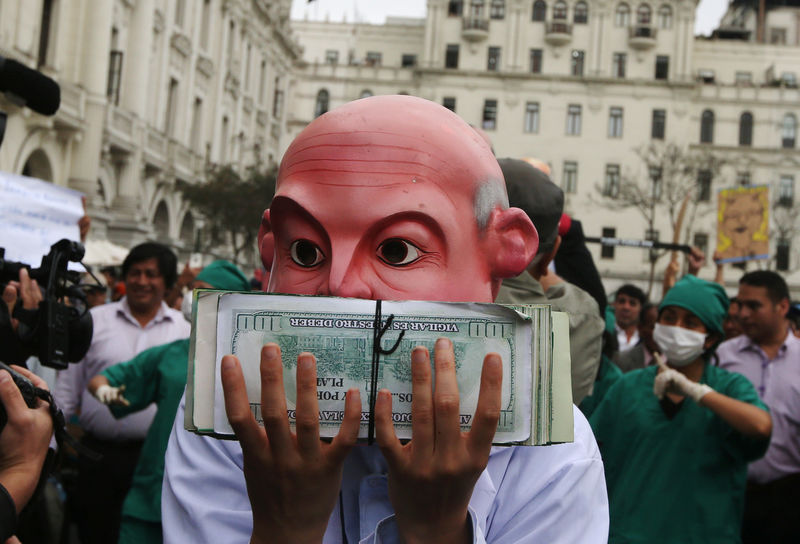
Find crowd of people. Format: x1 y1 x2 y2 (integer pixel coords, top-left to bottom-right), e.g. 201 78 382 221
0 94 797 543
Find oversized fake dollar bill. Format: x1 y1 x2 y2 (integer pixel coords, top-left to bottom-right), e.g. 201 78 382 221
186 291 573 446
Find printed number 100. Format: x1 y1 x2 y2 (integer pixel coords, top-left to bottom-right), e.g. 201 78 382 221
469 322 511 338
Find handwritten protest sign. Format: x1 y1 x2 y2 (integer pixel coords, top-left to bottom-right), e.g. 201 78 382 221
0 170 84 267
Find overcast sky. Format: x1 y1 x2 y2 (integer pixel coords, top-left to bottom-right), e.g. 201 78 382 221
291 0 730 36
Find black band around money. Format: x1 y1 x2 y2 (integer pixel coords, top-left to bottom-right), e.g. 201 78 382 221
367 300 405 445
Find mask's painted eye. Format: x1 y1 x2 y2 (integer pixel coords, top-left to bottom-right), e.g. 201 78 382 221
290 240 325 267
377 238 422 266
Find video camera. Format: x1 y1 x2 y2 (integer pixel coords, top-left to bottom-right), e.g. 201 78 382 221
0 239 93 369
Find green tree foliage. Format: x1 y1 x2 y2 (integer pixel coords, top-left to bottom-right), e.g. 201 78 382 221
178 163 276 266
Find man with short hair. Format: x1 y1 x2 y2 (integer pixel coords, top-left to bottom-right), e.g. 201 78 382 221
614 302 658 372
495 158 604 405
162 96 608 543
614 284 647 352
717 270 800 543
55 242 190 544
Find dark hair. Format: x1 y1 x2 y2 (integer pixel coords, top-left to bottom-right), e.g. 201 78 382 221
615 284 647 306
121 242 178 289
739 270 789 304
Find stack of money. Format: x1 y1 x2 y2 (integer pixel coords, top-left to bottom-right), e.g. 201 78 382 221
185 291 574 446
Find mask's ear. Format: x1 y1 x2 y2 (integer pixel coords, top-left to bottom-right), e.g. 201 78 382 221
485 207 539 279
258 209 275 272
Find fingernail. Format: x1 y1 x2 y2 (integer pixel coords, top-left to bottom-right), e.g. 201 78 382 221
412 347 427 364
298 353 314 371
264 344 278 359
435 337 451 349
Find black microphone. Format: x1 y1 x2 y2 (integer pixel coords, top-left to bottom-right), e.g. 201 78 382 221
0 56 60 116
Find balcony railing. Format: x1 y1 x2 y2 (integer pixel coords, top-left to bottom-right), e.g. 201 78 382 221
628 25 658 49
545 21 573 45
462 16 489 41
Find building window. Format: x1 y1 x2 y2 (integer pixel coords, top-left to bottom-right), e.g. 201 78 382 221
106 50 123 106
650 166 662 200
779 175 794 207
782 113 797 148
615 3 630 27
190 97 203 150
314 89 329 118
482 99 498 130
657 4 672 28
220 115 229 160
601 228 616 259
37 0 54 68
490 0 506 19
174 0 186 27
693 233 709 258
571 50 585 76
735 71 752 85
359 89 373 99
636 3 652 24
471 0 485 17
608 107 623 138
448 0 464 16
698 69 715 84
574 1 589 23
655 55 669 80
566 104 582 135
200 0 211 49
532 0 547 21
530 48 543 73
697 169 711 201
770 27 787 45
700 110 714 143
563 161 578 193
777 238 791 271
325 50 339 65
737 171 751 186
739 112 753 146
612 53 626 78
402 54 417 67
782 72 797 87
446 44 460 68
365 52 382 67
272 77 283 118
443 97 456 111
165 78 179 136
258 59 267 104
604 164 620 197
488 47 501 71
524 102 540 133
227 20 236 62
553 0 568 19
651 109 666 139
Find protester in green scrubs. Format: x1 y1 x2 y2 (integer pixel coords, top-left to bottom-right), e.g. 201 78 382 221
590 275 772 544
87 260 251 544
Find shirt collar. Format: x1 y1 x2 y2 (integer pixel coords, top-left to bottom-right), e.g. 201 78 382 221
116 297 173 327
739 328 795 356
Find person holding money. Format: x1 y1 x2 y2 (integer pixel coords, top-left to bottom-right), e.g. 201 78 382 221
590 275 772 543
161 95 609 543
87 260 251 544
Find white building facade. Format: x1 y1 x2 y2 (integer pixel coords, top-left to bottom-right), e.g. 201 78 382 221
287 0 800 295
0 0 300 264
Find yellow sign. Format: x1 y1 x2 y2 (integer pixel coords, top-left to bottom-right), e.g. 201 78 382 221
716 185 769 264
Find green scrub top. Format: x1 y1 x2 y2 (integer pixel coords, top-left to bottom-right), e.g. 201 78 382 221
579 354 622 419
102 338 190 524
589 364 769 544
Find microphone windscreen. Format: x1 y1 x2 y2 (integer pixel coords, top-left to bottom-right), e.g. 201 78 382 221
1 58 60 115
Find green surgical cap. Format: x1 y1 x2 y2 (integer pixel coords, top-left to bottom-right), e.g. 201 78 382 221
659 274 729 337
196 260 251 292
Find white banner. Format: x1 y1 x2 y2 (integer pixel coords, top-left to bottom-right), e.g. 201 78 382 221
0 170 84 268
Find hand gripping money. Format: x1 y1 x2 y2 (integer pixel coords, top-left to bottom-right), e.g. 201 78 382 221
162 96 610 544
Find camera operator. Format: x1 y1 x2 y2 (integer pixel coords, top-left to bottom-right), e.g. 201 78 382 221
0 271 53 540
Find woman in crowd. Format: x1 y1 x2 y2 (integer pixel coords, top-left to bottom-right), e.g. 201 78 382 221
590 274 772 543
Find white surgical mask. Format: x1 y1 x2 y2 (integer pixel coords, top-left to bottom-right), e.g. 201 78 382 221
181 291 194 322
653 323 707 367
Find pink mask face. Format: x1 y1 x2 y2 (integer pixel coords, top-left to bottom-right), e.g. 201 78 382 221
259 96 538 303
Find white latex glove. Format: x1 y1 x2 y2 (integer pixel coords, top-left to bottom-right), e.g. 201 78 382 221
94 384 130 406
653 353 713 403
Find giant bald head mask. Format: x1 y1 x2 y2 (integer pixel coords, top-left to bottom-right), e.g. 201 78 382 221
258 95 538 303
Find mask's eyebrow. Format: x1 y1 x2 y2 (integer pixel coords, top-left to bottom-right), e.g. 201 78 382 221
269 196 331 248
